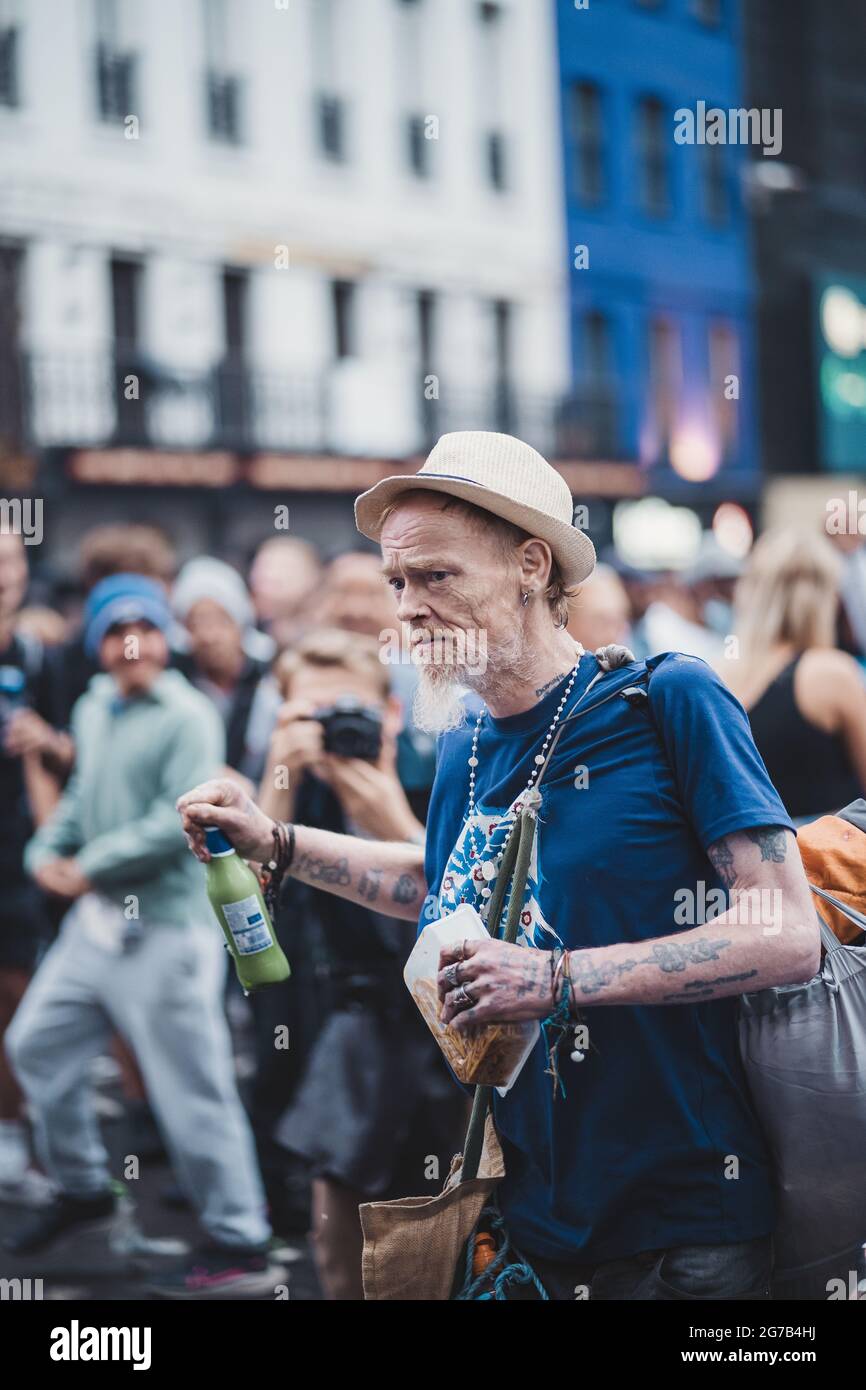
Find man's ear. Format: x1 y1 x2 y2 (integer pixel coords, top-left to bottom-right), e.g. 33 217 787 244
518 537 553 591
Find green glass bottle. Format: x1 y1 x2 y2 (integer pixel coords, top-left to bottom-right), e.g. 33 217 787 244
204 826 290 993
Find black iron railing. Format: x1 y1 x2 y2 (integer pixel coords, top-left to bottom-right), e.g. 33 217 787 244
6 352 622 462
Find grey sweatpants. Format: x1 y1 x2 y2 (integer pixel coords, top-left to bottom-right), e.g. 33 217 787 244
5 900 270 1249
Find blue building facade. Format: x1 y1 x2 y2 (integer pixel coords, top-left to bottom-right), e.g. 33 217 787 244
555 0 758 502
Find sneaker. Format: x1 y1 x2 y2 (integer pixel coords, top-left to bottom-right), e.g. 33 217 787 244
0 1166 56 1208
3 1189 116 1256
144 1243 282 1299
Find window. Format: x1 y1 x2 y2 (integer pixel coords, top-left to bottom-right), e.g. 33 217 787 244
701 141 728 224
648 317 681 453
222 269 248 359
486 131 507 191
313 0 348 161
477 1 508 191
316 95 345 160
0 0 19 108
637 95 670 217
0 241 24 451
110 254 144 443
332 280 356 359
570 82 605 205
203 0 242 143
493 299 511 381
708 320 739 455
583 310 612 379
407 114 432 177
110 256 141 350
95 0 136 123
396 0 433 179
492 299 513 432
417 289 436 371
218 267 249 443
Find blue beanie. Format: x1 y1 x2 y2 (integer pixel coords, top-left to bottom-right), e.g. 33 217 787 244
84 573 172 660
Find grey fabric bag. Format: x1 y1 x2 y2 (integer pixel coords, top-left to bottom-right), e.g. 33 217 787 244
739 893 866 1300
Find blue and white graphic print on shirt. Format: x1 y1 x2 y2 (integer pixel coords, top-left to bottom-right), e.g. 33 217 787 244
435 803 562 950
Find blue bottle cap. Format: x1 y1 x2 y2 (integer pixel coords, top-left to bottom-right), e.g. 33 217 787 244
204 826 234 856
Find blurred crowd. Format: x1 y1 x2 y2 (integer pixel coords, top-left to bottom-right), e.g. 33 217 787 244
2 508 866 1297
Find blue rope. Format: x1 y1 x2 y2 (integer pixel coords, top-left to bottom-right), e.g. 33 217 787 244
456 1207 549 1301
540 959 572 1100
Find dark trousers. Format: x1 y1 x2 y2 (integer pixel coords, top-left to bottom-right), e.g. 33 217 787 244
514 1235 773 1301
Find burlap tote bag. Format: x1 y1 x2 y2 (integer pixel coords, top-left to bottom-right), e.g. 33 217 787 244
359 805 537 1301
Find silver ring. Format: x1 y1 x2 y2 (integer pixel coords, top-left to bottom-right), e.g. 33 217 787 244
444 962 462 989
451 984 477 1012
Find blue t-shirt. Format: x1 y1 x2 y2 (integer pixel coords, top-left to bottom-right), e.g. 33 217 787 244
420 651 795 1263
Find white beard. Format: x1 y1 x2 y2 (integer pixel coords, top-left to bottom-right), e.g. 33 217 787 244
410 625 537 735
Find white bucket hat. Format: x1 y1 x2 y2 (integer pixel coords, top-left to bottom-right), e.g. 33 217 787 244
354 431 596 586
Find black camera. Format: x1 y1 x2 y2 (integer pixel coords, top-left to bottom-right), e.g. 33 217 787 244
311 696 383 762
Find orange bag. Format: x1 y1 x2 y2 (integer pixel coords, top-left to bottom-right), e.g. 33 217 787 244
798 802 866 945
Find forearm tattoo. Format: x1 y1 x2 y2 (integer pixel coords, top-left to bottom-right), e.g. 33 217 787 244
294 851 351 885
569 937 733 998
392 872 420 904
358 868 383 902
661 969 758 1002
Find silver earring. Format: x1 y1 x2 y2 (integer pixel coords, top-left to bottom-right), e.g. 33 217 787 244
521 590 530 607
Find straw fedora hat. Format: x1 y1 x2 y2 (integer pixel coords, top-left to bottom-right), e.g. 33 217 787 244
354 431 596 586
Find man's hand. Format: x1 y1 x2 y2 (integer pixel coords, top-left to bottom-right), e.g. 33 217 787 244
437 939 555 1031
266 700 325 779
34 858 92 899
5 709 60 759
176 778 275 862
315 752 423 842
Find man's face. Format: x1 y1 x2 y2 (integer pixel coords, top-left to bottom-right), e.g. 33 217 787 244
315 553 398 638
379 494 530 732
184 597 243 676
0 533 27 623
99 620 168 693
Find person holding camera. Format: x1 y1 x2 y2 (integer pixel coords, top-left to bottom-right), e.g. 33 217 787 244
250 627 464 1297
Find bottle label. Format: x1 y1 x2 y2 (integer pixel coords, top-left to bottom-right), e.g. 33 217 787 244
222 894 274 956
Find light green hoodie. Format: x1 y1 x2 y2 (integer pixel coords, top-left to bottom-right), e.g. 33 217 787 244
25 669 225 927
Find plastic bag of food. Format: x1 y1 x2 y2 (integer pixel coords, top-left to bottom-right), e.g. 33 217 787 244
404 902 539 1095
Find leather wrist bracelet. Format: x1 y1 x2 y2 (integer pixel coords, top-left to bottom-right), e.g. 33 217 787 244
261 820 296 916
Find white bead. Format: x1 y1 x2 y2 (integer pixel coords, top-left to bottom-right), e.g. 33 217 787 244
468 756 478 767
570 1051 586 1063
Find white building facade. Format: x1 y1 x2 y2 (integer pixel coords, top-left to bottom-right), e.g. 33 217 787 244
0 0 570 474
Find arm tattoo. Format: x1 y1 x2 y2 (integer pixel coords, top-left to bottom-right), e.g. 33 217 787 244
746 827 787 863
358 868 383 902
392 872 420 904
294 851 351 886
568 937 732 998
646 937 732 973
661 969 758 1002
707 837 737 889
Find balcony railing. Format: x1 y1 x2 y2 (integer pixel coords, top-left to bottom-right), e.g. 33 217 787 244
4 352 622 464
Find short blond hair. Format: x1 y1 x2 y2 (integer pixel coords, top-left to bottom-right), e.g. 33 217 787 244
275 627 390 700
